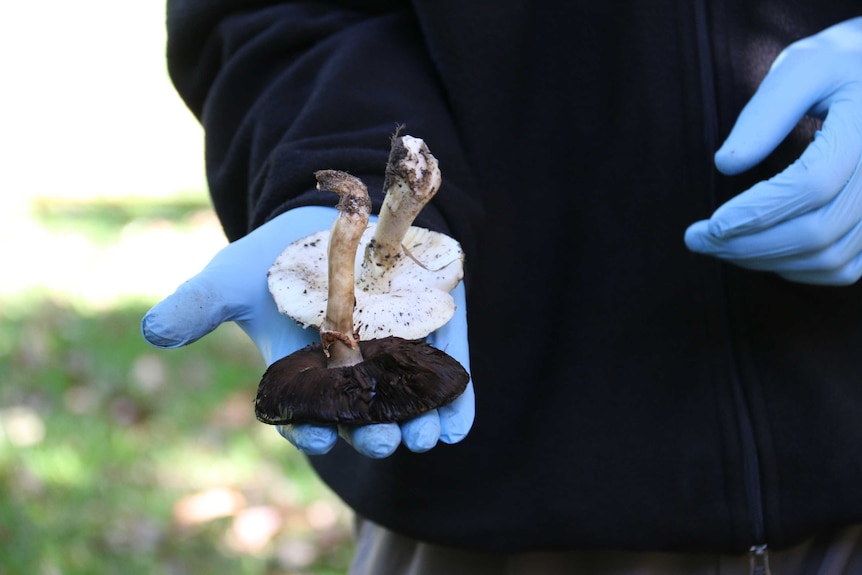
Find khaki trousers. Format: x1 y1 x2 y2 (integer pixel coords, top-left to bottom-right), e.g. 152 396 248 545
351 519 862 575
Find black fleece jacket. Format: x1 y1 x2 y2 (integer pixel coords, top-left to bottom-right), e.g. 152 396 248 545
166 0 862 554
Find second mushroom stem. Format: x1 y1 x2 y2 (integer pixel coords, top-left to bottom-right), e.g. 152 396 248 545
358 135 442 294
316 170 371 369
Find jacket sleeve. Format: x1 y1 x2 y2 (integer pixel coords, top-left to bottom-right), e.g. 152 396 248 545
166 0 481 245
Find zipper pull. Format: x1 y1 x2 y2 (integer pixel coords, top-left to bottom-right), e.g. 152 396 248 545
749 544 771 575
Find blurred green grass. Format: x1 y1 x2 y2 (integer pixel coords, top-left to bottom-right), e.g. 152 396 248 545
0 201 354 575
29 194 212 245
1 2 354 571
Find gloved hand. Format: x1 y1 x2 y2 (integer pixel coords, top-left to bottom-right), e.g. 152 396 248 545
685 17 862 285
141 206 474 458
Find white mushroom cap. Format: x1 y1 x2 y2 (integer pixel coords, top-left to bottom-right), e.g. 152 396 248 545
268 223 463 341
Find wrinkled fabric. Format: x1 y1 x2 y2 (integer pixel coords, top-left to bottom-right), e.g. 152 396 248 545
166 0 862 554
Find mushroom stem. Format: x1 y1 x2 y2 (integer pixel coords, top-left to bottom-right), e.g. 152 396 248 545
315 170 371 368
358 135 442 294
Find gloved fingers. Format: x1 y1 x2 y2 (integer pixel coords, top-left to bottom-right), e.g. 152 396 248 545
332 385 475 455
142 276 233 348
339 423 402 459
437 382 475 444
778 250 862 285
711 216 862 275
277 423 339 455
424 281 474 444
143 207 342 356
714 44 829 176
686 158 862 261
282 412 451 457
399 410 442 453
688 146 862 257
708 102 862 239
713 15 862 175
426 282 470 365
687 212 862 287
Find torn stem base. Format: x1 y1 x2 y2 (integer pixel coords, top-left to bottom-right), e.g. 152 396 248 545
321 334 364 369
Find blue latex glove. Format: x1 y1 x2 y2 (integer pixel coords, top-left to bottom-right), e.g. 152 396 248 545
141 206 474 458
685 17 862 285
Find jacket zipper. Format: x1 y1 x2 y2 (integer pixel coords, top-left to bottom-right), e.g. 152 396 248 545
750 543 772 575
692 2 769 571
733 374 771 573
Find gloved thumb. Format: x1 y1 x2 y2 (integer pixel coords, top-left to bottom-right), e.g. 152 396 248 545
714 49 823 176
142 276 234 348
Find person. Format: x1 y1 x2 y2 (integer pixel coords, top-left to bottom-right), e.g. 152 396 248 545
143 2 862 573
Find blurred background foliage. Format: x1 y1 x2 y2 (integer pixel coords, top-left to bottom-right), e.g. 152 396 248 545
0 2 353 573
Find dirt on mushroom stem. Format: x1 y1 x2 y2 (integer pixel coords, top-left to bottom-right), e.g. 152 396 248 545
254 136 469 426
360 136 443 293
314 171 370 369
267 135 461 339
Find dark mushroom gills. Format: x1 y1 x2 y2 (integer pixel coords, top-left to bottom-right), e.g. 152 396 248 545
254 168 469 426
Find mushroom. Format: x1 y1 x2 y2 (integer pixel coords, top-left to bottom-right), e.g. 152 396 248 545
267 135 464 341
254 170 469 425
